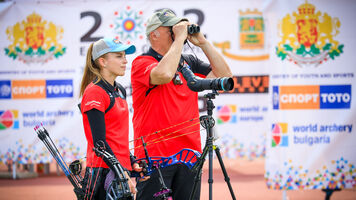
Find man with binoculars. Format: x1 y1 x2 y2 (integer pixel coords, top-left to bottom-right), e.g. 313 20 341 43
131 8 232 200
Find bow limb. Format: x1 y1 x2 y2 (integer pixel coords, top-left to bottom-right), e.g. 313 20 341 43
34 125 85 199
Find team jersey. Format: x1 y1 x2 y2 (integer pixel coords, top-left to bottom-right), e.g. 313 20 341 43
131 48 211 159
81 80 131 170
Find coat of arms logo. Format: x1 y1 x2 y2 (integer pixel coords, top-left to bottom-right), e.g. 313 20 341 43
276 1 343 67
5 12 66 64
214 9 269 61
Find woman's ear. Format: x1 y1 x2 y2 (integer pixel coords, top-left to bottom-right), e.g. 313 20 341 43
97 57 106 68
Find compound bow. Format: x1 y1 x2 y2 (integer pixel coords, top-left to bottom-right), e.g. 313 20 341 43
131 136 201 200
34 124 133 200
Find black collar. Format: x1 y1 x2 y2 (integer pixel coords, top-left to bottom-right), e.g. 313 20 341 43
143 48 163 62
95 78 118 93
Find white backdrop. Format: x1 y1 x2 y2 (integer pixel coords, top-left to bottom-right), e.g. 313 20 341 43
0 0 355 191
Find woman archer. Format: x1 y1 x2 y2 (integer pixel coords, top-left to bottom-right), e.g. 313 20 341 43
79 38 141 199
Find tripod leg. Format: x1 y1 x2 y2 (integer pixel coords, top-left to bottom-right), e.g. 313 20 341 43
189 165 203 200
214 146 237 200
209 145 213 200
190 139 211 200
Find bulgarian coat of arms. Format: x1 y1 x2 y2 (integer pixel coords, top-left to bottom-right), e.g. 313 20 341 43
5 12 66 64
276 1 344 67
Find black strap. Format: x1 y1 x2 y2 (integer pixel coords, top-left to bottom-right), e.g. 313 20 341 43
141 48 208 96
78 81 127 114
142 48 182 96
145 85 158 96
105 93 115 113
99 82 127 113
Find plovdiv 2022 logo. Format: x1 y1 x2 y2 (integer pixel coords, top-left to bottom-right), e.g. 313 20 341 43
110 6 145 45
5 12 66 64
276 1 344 67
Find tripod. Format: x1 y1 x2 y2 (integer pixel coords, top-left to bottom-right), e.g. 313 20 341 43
189 91 236 200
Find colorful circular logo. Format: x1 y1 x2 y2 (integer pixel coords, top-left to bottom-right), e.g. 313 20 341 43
123 19 135 32
0 110 18 130
217 105 237 124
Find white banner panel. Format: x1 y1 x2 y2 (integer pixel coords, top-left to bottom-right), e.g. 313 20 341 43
265 0 356 190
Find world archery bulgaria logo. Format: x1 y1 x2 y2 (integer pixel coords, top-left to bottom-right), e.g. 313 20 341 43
4 12 66 64
216 105 237 124
0 110 19 130
110 6 145 44
276 1 344 67
271 123 288 147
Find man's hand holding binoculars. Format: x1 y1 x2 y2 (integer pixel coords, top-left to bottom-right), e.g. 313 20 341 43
172 21 206 47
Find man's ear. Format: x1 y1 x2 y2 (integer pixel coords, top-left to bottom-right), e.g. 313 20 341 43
151 30 160 40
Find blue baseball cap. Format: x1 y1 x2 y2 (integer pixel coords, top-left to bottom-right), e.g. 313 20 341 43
92 38 136 60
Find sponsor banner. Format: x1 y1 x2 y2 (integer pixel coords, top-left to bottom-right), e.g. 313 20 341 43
266 0 356 191
0 79 73 99
273 85 351 110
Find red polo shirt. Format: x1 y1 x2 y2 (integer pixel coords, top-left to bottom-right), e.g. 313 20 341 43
81 81 131 170
131 50 211 159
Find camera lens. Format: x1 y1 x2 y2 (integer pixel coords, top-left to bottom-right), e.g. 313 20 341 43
180 66 234 92
216 77 234 91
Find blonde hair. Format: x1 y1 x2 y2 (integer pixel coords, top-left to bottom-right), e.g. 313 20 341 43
79 43 106 97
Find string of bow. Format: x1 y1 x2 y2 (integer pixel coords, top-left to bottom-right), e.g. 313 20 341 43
129 116 205 176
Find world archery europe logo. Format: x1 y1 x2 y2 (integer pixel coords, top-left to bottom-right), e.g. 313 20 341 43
276 1 344 67
271 123 288 147
0 110 19 130
110 6 145 44
4 12 66 64
216 105 237 124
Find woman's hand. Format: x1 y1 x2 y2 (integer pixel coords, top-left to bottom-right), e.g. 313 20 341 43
124 171 137 194
132 162 150 182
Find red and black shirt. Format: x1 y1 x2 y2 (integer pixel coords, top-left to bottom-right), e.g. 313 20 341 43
131 48 211 159
81 80 131 170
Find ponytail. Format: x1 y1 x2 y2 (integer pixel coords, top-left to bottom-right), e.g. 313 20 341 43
79 43 105 97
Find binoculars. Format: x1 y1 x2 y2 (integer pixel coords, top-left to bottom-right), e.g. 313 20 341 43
187 24 200 34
